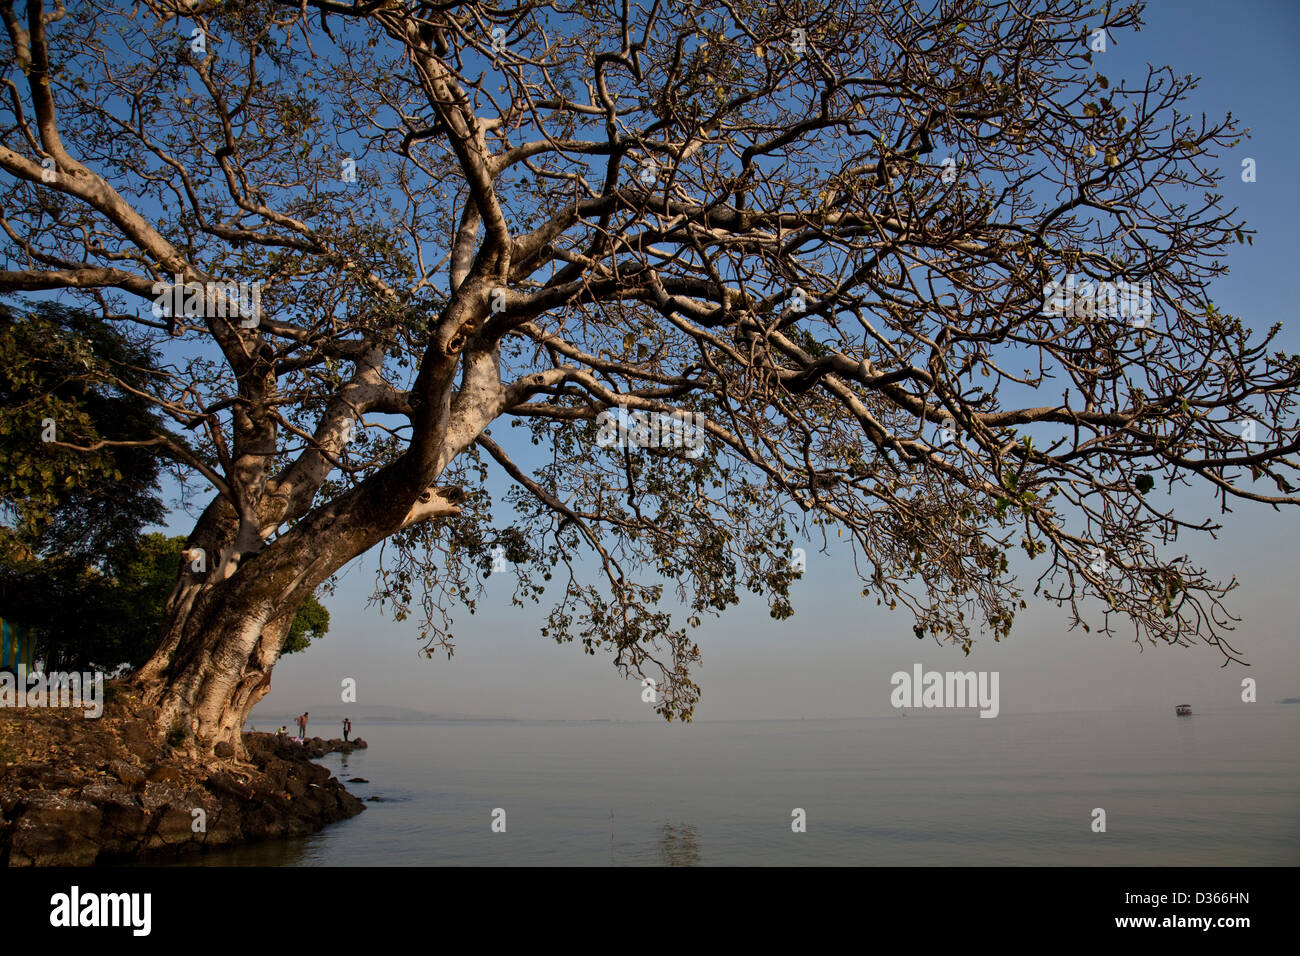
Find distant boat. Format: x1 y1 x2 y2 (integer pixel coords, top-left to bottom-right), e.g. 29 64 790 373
1175 704 1193 716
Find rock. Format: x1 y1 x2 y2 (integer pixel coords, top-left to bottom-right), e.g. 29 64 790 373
366 795 386 802
213 741 235 758
293 736 369 758
119 722 154 755
108 759 145 787
0 707 366 866
347 777 369 783
7 792 104 866
149 804 201 846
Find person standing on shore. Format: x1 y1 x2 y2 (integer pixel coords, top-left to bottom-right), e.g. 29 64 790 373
298 712 308 740
342 717 351 742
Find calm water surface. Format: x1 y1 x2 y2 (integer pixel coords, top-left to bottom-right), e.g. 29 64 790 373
171 705 1299 865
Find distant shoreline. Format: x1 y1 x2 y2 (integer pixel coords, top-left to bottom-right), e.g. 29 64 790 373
247 701 1300 729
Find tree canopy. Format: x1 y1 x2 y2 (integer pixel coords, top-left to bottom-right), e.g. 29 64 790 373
0 0 1296 739
0 299 168 566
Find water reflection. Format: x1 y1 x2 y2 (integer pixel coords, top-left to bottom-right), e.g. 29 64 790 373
656 822 701 867
133 833 317 867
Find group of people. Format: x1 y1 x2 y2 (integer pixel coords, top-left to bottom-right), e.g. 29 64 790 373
273 713 352 743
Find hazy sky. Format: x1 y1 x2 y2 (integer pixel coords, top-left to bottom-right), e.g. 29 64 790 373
163 0 1300 725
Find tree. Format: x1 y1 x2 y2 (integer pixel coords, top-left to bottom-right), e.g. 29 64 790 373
0 296 171 667
0 299 168 566
282 591 330 656
1 0 1297 755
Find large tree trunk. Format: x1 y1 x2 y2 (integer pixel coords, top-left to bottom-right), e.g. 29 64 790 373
132 456 467 757
138 588 294 757
136 526 358 756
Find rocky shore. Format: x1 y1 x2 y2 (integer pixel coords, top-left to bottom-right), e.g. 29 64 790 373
0 698 366 866
292 735 369 759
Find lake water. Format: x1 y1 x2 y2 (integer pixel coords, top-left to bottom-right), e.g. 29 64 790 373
174 705 1299 865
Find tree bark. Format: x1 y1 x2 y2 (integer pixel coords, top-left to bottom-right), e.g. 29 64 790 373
133 457 466 757
138 586 291 757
